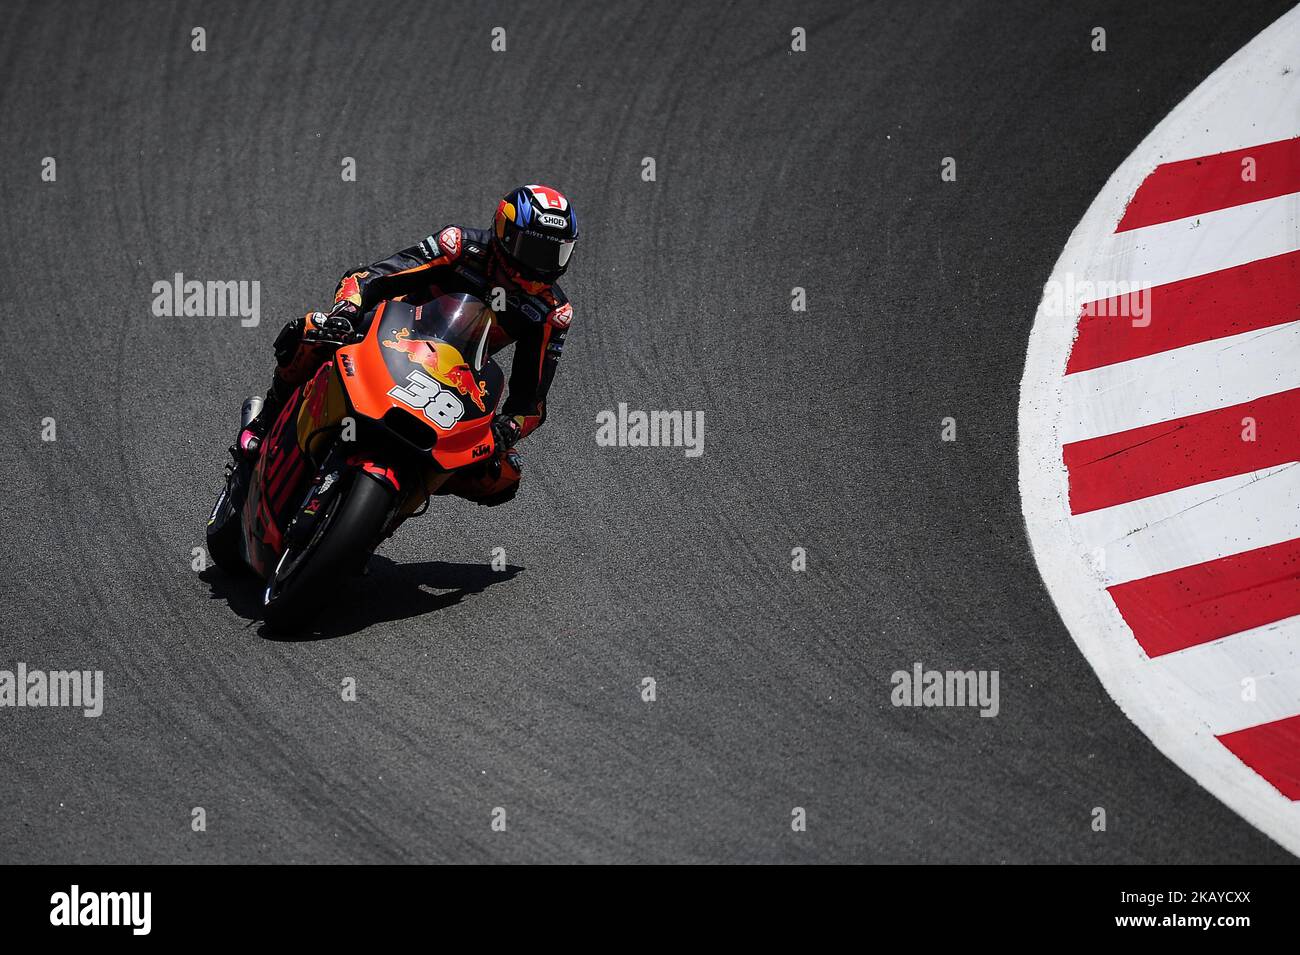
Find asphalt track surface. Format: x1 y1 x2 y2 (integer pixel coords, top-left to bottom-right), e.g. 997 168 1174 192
0 0 1295 864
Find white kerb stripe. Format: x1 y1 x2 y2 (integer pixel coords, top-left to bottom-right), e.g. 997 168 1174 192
1073 461 1300 586
1147 614 1300 735
1072 463 1296 556
1059 321 1300 444
1071 190 1299 292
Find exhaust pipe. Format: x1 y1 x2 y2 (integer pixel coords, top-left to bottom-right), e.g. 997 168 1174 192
240 396 264 430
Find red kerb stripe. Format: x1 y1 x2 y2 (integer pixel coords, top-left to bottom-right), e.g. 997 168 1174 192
1107 537 1300 657
1218 713 1300 800
1116 136 1300 232
1063 388 1300 514
1066 250 1300 374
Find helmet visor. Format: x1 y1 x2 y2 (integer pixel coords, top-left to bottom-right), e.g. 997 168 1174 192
508 229 575 274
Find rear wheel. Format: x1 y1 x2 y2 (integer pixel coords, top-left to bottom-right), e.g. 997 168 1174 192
261 471 395 631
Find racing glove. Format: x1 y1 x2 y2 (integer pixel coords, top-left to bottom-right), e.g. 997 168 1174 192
306 301 359 346
492 413 523 450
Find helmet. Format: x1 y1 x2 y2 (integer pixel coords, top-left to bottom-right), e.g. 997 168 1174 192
492 184 579 284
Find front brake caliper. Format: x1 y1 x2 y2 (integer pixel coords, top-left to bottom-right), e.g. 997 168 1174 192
285 469 342 550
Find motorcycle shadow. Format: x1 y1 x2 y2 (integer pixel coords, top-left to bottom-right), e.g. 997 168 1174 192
200 556 523 641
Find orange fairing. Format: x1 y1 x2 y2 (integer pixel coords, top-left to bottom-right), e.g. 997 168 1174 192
335 301 497 469
427 415 495 470
335 303 397 421
295 360 349 458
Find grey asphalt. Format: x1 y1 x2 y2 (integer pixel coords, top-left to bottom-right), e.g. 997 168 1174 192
0 0 1294 863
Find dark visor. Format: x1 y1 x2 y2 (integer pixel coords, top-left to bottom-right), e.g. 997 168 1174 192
509 229 575 272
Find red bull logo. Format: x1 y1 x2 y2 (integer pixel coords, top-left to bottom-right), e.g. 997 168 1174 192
335 272 367 306
382 327 489 412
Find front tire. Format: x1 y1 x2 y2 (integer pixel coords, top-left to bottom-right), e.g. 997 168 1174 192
206 463 251 574
261 471 395 631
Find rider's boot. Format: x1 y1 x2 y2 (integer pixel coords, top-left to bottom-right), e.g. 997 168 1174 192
236 375 291 459
235 313 341 459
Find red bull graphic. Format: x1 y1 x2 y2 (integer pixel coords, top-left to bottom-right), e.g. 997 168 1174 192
382 327 489 412
335 271 368 306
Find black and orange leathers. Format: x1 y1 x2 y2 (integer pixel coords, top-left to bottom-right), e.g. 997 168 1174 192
325 225 574 442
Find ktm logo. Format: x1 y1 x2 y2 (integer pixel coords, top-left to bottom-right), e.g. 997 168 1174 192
472 443 492 459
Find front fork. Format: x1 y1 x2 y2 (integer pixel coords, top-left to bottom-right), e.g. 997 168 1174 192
280 442 427 561
281 440 364 553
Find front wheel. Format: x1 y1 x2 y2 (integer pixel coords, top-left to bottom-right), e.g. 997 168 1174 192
206 460 252 574
261 471 395 631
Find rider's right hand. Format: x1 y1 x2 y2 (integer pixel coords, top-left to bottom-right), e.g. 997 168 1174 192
304 304 357 346
316 312 354 340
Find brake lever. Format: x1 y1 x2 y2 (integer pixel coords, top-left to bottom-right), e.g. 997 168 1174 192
303 327 363 347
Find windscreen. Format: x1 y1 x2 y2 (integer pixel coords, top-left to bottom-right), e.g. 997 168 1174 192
409 293 494 370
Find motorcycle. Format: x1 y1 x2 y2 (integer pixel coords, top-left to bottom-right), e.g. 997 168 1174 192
206 292 509 629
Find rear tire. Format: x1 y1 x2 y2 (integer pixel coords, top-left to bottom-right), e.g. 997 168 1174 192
261 471 395 632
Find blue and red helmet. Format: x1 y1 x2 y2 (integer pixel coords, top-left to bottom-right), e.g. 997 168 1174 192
492 184 579 284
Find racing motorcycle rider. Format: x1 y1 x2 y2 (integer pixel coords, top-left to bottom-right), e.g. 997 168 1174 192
238 184 578 507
